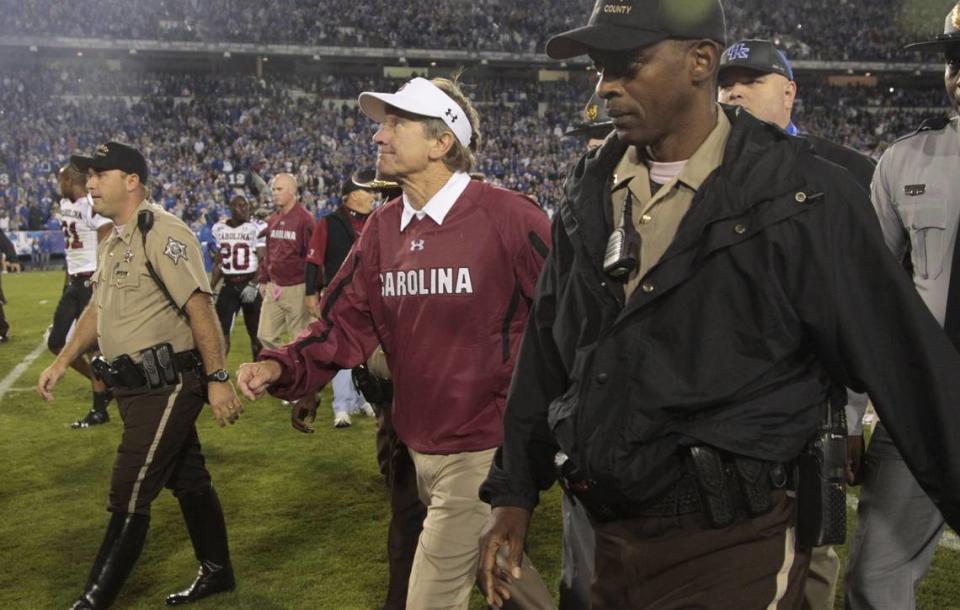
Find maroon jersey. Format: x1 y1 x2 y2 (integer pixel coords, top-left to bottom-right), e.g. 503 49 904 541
261 180 551 454
259 203 314 286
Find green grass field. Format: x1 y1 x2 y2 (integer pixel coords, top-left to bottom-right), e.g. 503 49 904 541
0 270 957 609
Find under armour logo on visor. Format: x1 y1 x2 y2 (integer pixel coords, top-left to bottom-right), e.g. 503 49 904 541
445 108 458 123
410 239 425 251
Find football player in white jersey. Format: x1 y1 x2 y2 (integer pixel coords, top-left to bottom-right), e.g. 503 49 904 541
49 163 114 428
211 195 265 360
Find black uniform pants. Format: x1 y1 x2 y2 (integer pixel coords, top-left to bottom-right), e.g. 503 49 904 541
108 370 212 516
590 491 810 610
215 279 262 359
375 402 426 610
48 276 93 351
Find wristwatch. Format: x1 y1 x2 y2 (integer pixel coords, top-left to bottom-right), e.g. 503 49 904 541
206 369 230 383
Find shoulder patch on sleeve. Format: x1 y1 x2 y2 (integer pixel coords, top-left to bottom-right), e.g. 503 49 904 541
163 236 189 265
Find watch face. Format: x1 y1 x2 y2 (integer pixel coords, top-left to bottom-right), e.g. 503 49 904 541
209 369 229 382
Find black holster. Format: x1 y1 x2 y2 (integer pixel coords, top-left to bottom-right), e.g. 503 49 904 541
92 354 146 390
795 402 848 547
686 446 785 529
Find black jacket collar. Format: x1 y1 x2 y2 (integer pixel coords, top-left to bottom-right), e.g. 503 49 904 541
561 105 811 265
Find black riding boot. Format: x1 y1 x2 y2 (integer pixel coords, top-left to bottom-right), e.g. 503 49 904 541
69 512 149 609
165 486 235 606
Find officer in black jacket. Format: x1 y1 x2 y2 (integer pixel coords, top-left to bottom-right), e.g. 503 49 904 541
478 2 960 609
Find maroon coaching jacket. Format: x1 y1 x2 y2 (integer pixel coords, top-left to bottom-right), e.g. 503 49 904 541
260 180 551 454
259 202 315 286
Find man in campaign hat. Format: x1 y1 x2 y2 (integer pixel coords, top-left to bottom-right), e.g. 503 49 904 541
844 5 960 610
302 171 378 429
237 77 555 609
478 1 960 608
554 90 615 610
564 92 614 149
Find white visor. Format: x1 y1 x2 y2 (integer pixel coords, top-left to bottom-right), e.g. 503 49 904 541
358 77 473 148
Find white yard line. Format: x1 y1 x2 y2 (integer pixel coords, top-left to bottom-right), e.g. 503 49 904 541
847 495 960 551
0 341 46 402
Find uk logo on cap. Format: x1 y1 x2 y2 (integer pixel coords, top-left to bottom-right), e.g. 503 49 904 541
727 43 750 61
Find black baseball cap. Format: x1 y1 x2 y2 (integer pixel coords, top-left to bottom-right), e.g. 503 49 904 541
564 92 614 139
719 39 794 81
546 0 726 60
904 4 960 52
71 141 148 184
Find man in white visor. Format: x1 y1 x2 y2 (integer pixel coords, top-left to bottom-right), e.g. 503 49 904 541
238 77 556 609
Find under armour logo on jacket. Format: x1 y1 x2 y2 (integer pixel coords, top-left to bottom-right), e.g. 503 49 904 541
445 108 458 123
410 239 425 252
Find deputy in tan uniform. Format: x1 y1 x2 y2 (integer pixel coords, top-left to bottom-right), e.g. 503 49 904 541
37 142 242 610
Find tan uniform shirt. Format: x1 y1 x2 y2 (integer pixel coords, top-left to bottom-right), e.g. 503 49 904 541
611 110 732 300
92 200 212 360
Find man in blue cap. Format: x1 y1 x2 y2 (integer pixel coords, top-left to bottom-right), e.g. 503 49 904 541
717 38 875 189
718 38 877 609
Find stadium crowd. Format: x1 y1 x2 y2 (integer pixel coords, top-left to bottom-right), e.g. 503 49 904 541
0 0 948 61
0 66 947 234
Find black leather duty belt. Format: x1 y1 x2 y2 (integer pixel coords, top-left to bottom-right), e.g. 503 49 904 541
92 346 202 391
555 448 788 525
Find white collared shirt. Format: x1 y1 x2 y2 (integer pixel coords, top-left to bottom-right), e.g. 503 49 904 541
400 171 471 232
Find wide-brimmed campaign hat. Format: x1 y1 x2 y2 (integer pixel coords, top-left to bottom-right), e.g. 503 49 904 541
904 3 960 52
564 92 614 139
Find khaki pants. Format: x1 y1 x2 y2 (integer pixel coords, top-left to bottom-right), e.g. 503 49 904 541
257 281 311 350
407 448 555 610
803 546 839 609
